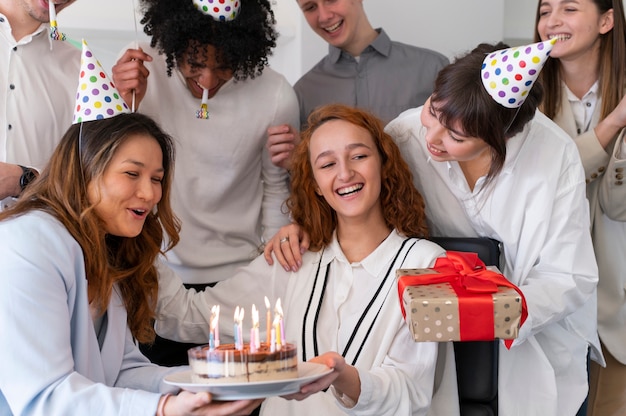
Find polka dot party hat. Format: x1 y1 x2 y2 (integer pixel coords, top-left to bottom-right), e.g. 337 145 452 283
193 0 241 21
73 40 130 124
481 38 557 108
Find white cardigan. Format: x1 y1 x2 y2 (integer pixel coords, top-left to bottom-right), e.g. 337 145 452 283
156 230 459 416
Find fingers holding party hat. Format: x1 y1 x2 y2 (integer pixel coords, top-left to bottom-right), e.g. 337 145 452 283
73 40 130 124
193 0 241 21
481 38 557 108
49 1 66 41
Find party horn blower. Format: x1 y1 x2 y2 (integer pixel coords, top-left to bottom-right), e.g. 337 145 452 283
49 1 66 41
196 88 210 119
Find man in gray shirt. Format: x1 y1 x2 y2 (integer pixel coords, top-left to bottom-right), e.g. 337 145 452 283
267 0 448 170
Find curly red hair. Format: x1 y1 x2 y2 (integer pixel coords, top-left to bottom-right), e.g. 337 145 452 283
286 104 429 251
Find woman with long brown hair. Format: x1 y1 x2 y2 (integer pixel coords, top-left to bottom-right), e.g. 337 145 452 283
0 112 260 416
535 1 626 414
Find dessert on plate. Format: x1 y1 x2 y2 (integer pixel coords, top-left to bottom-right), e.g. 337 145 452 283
188 342 298 384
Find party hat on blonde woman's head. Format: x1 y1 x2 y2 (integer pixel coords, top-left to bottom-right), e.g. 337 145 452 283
481 38 557 108
193 0 241 21
73 40 130 124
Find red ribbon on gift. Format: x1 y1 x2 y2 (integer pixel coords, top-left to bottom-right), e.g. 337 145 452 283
398 251 527 349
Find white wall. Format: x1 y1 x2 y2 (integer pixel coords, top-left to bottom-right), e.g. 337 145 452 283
272 0 505 84
503 0 537 44
57 0 540 85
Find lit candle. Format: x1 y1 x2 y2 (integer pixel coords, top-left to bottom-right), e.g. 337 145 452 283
249 327 256 353
236 307 245 351
264 296 271 345
270 327 276 353
233 306 239 350
210 305 220 348
273 314 281 351
276 298 285 345
252 304 260 350
274 298 283 351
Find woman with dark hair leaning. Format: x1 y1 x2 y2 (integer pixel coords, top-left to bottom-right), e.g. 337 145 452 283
0 112 261 416
265 41 600 416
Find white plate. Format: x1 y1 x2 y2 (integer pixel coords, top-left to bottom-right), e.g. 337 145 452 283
163 362 333 400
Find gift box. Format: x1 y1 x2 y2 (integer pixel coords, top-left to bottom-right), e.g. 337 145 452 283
397 251 526 345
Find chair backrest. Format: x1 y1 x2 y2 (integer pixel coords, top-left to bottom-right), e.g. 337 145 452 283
430 237 501 416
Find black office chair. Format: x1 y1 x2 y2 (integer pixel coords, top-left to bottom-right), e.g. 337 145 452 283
430 237 501 416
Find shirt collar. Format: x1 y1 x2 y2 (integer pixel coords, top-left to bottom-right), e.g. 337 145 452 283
320 228 406 277
328 28 390 64
564 80 599 103
0 14 48 46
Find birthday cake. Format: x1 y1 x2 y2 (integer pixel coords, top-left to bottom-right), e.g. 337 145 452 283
188 342 298 384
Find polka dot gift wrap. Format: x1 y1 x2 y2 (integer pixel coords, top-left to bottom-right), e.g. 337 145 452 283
397 266 523 342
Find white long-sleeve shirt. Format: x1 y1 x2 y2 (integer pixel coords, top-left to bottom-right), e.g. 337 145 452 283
0 18 79 168
156 230 459 416
136 42 298 284
386 107 601 416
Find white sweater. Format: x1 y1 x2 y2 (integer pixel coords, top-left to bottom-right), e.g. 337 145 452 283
137 43 299 284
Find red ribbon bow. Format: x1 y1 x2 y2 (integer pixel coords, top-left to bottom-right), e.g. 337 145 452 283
398 251 527 348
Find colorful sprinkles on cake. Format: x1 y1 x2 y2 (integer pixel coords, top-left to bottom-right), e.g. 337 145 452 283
73 40 130 124
48 1 66 41
192 0 241 22
480 38 557 108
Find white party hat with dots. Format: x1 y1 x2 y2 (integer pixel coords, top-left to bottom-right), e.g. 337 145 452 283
73 40 130 124
192 0 241 21
481 38 557 108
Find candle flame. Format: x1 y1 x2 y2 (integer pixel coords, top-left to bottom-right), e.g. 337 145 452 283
264 296 270 309
252 304 259 328
275 298 283 317
210 305 219 329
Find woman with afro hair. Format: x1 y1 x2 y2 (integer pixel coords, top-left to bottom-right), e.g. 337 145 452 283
112 0 299 366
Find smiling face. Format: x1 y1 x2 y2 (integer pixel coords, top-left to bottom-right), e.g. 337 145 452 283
536 0 614 62
309 119 384 226
14 0 75 23
88 133 164 238
3 0 75 38
177 44 234 100
420 98 491 163
297 0 369 52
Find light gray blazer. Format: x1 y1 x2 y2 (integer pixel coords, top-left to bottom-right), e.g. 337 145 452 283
0 211 180 415
553 88 626 364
